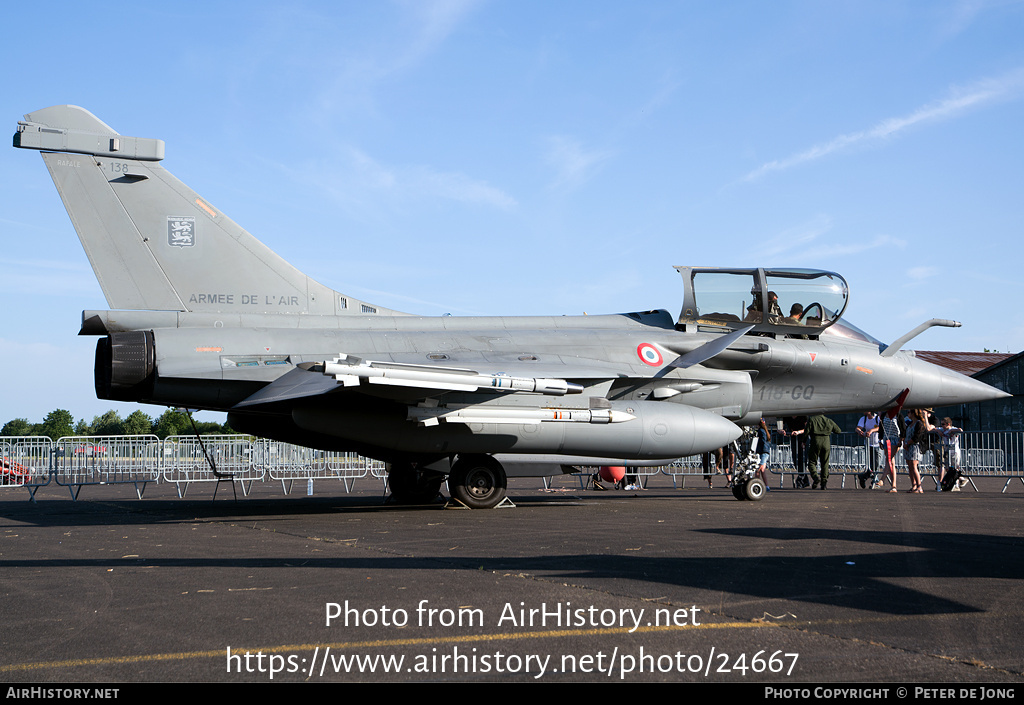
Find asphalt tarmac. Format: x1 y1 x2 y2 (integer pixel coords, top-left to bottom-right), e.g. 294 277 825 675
2 472 1023 683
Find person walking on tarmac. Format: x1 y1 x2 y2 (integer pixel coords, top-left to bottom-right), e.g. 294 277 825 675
805 414 842 490
783 415 809 488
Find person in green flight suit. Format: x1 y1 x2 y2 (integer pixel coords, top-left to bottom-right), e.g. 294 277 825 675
804 414 842 490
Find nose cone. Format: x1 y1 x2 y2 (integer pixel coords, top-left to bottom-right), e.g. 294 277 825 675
906 357 1011 407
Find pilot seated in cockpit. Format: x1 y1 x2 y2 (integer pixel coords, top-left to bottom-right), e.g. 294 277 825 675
745 289 783 324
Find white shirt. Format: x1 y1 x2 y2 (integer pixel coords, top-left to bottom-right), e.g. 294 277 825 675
857 415 880 447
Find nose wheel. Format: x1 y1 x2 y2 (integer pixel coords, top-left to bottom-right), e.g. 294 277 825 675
732 477 766 501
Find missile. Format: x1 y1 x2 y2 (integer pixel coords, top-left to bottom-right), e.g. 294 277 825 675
323 355 582 396
407 405 636 427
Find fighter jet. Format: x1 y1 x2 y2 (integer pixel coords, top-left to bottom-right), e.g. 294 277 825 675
14 106 1009 507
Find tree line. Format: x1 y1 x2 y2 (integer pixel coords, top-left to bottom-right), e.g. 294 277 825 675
1 409 233 441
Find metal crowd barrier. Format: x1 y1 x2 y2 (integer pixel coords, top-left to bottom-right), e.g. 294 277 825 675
659 456 707 489
366 457 389 484
323 451 384 492
1 436 53 500
162 434 264 497
570 454 760 490
0 434 391 500
3 430 1024 500
54 435 162 499
569 463 669 490
260 443 383 495
959 431 1024 492
766 431 1018 491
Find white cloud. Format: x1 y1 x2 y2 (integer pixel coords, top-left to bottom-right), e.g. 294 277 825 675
304 146 517 212
394 0 483 71
813 234 907 259
751 217 907 264
412 167 517 209
348 148 398 189
752 215 835 260
302 0 483 127
544 136 615 190
743 67 1024 182
937 0 1013 39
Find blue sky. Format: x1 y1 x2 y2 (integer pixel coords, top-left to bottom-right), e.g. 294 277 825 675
2 0 1023 426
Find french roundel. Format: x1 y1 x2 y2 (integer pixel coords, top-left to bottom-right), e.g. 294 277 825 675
637 343 663 367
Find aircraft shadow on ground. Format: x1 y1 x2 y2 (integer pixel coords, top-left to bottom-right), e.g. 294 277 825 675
0 533 1012 617
2 492 1019 616
0 491 589 527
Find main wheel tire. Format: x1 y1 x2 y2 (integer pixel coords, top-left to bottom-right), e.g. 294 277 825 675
732 484 747 500
449 455 507 509
387 463 444 505
744 477 766 501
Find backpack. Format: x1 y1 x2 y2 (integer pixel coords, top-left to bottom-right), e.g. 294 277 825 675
940 467 961 492
911 421 935 454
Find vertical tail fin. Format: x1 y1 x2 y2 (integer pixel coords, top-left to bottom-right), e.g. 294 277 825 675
15 105 397 317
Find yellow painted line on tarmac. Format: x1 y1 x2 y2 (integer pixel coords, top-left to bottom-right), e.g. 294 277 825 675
1 621 773 674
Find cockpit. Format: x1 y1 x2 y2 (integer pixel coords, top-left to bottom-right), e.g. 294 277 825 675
674 267 851 340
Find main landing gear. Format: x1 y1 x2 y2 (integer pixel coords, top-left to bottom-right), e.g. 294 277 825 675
447 454 508 509
386 462 445 505
386 454 509 509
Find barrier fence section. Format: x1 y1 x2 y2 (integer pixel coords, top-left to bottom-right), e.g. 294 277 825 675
571 462 672 489
767 431 1024 490
259 443 381 494
54 435 162 499
258 440 326 493
1 436 53 499
660 456 706 489
162 435 264 497
959 431 1024 492
323 451 387 491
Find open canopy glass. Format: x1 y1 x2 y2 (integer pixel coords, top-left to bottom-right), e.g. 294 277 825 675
674 267 849 337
